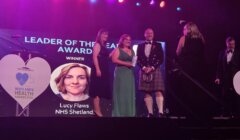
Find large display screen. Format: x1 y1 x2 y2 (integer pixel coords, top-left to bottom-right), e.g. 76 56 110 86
0 28 166 117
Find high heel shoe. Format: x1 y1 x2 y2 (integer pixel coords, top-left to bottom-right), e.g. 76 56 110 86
93 111 103 117
157 113 167 118
147 113 154 118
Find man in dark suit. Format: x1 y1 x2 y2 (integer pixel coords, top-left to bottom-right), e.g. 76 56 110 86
215 37 240 117
137 28 165 117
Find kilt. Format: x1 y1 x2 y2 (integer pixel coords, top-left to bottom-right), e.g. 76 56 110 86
138 68 165 92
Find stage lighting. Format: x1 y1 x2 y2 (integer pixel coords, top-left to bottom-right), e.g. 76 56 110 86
136 2 141 7
90 0 97 3
118 0 124 3
177 7 182 11
150 0 155 5
160 1 165 8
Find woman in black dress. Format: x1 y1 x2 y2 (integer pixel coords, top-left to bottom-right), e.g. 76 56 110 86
175 22 206 118
89 29 111 117
176 22 205 81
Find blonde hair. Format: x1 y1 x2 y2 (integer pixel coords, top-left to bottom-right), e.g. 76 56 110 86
55 64 90 94
118 34 131 48
95 28 108 46
185 22 205 42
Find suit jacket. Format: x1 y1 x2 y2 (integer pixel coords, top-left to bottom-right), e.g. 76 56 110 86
137 41 164 69
216 47 240 88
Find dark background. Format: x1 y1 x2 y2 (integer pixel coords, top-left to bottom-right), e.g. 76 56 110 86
1 0 239 78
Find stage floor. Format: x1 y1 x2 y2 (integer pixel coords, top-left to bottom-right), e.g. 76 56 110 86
0 116 240 139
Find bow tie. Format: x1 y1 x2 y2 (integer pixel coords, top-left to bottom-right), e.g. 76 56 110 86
227 49 233 53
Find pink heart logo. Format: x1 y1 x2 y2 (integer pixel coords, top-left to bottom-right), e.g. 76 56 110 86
234 71 240 96
0 54 51 109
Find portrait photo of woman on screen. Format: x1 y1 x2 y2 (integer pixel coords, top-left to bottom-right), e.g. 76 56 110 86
51 63 90 102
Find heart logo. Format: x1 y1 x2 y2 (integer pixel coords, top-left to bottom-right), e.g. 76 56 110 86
234 71 240 96
0 54 51 109
16 73 29 86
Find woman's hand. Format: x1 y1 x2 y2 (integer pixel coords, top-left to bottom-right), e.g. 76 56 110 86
96 69 102 77
127 62 134 67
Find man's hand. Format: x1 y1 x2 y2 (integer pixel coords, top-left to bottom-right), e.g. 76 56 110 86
215 79 220 85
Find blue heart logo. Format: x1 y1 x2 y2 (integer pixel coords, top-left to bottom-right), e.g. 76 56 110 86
16 73 29 86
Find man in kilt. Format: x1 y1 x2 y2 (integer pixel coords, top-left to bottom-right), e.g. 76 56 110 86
137 28 165 117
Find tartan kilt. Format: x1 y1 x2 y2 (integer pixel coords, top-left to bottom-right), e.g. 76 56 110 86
138 68 165 92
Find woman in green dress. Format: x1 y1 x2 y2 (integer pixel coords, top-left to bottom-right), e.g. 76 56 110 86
111 34 136 117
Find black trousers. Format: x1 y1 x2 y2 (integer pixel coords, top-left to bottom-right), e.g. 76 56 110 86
221 87 240 116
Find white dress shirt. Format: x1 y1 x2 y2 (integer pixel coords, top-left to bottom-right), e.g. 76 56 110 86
144 41 152 58
227 49 234 63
